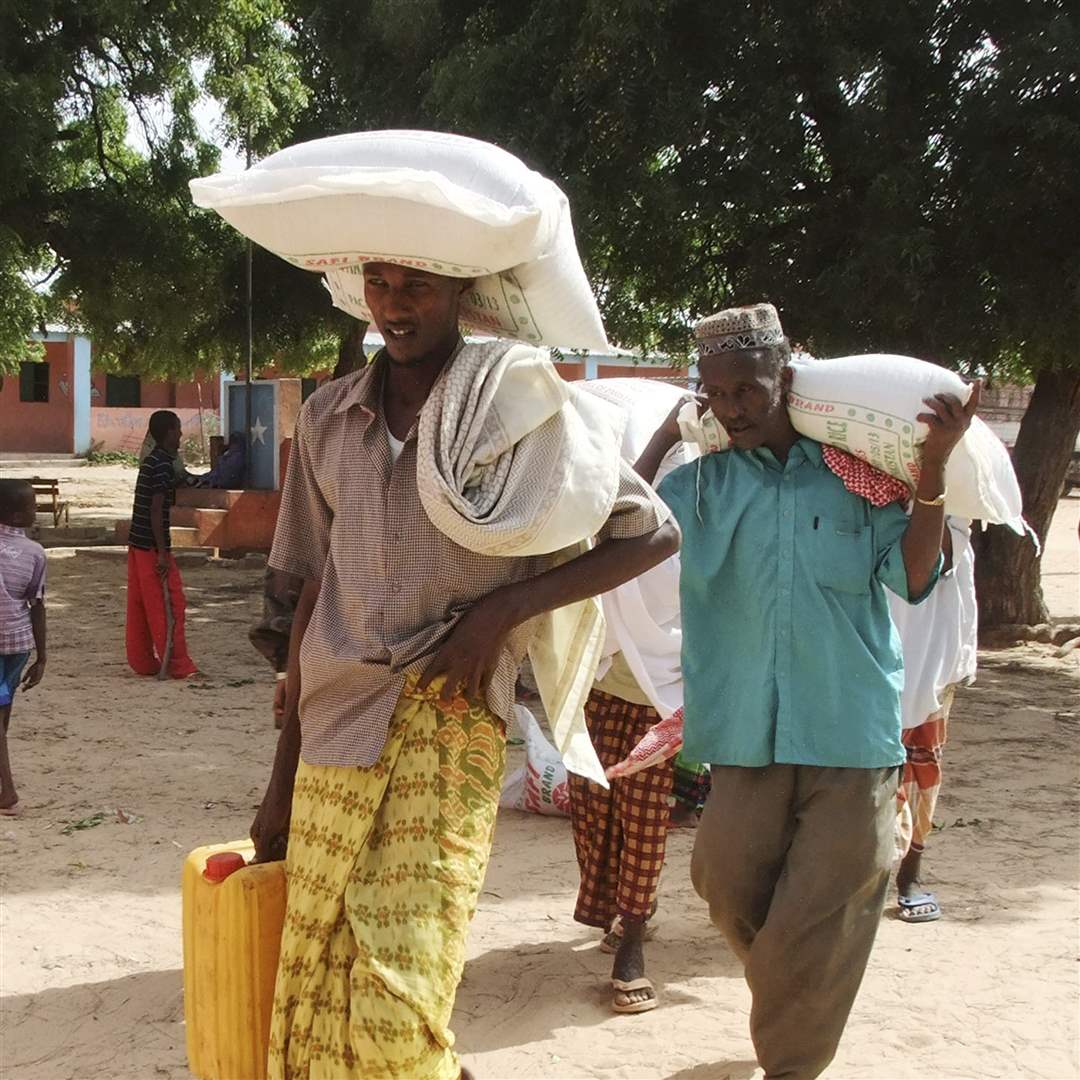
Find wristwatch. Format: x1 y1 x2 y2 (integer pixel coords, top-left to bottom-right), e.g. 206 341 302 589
916 489 947 507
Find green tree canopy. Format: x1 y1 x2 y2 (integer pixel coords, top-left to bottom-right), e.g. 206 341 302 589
0 0 346 378
416 0 1077 372
3 0 1076 622
6 0 1074 378
278 0 1078 626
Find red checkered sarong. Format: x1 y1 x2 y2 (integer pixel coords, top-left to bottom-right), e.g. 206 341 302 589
897 685 955 854
568 690 674 928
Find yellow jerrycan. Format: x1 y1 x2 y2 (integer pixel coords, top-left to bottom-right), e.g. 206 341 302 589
182 840 287 1080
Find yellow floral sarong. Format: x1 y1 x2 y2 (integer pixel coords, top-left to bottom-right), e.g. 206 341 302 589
269 679 506 1080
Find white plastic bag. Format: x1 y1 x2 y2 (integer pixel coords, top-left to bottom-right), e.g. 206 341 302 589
576 377 692 470
576 379 691 718
937 414 1025 530
788 353 971 484
499 705 571 817
191 130 608 352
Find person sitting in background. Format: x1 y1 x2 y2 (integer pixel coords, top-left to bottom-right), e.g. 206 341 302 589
195 432 246 489
889 515 978 923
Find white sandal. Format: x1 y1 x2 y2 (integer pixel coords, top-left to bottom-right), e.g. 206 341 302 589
611 976 658 1014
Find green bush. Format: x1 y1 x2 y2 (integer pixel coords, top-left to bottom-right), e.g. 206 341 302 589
86 447 139 467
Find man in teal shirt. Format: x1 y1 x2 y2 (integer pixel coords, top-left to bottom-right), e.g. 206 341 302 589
635 304 978 1080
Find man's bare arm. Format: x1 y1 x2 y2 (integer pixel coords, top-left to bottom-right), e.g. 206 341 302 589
251 575 320 861
500 523 680 630
150 492 169 572
419 521 680 703
22 601 47 690
900 385 980 597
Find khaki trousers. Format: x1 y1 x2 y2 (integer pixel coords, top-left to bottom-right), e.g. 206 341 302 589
691 763 899 1080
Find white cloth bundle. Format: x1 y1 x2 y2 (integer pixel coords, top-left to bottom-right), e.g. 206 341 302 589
190 130 609 351
415 341 627 785
418 342 625 555
889 517 979 729
577 378 694 718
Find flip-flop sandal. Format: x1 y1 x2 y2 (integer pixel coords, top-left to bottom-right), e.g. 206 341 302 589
0 803 22 817
600 916 660 954
898 892 941 923
612 977 658 1014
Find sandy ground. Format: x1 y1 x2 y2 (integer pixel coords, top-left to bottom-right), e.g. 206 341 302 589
0 467 1077 1080
3 463 144 531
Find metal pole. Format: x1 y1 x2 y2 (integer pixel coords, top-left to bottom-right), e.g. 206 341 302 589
245 239 253 488
196 380 207 458
243 30 254 489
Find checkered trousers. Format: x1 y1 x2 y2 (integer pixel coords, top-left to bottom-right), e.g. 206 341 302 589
568 689 674 928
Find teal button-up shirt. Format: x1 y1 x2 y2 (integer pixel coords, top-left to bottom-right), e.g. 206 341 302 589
657 439 937 769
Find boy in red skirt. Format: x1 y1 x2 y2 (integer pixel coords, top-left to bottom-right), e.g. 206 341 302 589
126 410 198 679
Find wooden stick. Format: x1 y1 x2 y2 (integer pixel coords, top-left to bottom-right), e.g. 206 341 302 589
157 570 175 681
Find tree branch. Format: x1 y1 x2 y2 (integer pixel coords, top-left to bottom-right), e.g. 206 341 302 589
30 261 62 289
76 76 126 186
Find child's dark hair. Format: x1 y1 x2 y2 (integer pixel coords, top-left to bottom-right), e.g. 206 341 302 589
149 410 181 443
0 479 33 519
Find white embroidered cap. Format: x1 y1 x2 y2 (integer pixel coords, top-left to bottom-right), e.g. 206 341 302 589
694 303 785 355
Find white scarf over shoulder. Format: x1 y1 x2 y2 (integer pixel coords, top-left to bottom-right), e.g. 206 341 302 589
416 340 627 785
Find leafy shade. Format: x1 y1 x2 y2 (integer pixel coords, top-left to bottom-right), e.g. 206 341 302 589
282 0 1078 374
2 0 1076 382
0 0 335 378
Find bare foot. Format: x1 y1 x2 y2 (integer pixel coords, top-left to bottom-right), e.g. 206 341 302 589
896 847 923 900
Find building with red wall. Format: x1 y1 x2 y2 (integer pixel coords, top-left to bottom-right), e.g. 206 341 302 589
87 371 225 454
0 330 92 454
2 326 689 458
89 371 222 411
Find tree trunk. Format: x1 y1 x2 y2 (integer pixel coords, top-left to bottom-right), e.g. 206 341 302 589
974 368 1080 628
332 320 369 380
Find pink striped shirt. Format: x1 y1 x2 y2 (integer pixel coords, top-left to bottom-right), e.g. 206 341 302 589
0 524 47 654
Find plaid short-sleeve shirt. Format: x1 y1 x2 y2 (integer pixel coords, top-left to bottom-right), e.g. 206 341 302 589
270 349 670 768
0 524 47 654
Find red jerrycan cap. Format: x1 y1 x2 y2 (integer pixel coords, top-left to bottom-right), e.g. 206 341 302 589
203 850 247 882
